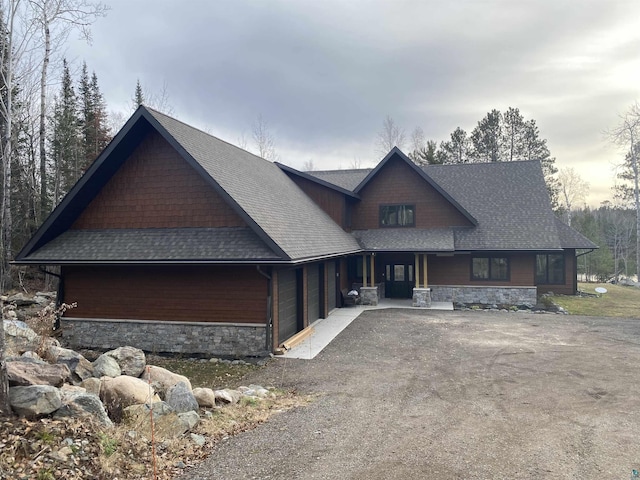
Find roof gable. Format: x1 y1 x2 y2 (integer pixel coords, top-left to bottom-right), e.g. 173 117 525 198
354 148 477 225
17 107 361 263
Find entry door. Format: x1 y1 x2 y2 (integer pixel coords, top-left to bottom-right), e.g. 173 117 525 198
385 263 414 298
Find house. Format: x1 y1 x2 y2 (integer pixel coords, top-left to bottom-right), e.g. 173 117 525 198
15 106 596 357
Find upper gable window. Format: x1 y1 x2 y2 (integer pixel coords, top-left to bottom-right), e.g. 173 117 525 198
380 204 415 227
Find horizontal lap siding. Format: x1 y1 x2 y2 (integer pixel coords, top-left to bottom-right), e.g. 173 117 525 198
73 131 245 229
352 156 473 230
428 253 535 286
63 266 267 324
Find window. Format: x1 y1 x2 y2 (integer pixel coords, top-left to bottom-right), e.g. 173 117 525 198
536 254 565 284
380 204 415 227
471 255 509 281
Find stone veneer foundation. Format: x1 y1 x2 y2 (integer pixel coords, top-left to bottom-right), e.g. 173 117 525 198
429 285 537 306
61 318 268 357
359 286 379 306
412 288 432 307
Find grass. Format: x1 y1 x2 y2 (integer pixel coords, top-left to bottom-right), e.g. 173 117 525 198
148 356 257 389
552 282 640 318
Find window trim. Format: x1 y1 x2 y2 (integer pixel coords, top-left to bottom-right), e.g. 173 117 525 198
535 253 565 285
379 204 416 228
470 255 510 282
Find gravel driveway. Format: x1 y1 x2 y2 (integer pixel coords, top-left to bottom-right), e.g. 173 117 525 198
178 309 640 479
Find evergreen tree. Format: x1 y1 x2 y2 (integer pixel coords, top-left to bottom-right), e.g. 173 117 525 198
439 127 471 164
133 79 144 109
49 58 81 204
471 109 502 162
78 63 110 167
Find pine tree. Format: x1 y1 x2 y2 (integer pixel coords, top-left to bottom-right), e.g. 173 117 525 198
49 58 81 204
78 63 110 167
133 79 144 109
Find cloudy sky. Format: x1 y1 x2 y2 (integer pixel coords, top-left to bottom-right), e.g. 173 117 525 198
66 0 640 206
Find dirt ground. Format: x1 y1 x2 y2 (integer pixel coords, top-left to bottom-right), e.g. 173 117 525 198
177 309 640 480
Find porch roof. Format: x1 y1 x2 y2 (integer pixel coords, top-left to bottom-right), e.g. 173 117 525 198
352 228 455 252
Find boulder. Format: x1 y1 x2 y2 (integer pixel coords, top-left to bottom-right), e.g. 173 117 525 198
3 320 40 355
238 384 270 398
46 346 94 383
192 387 216 408
100 375 158 420
178 410 200 430
6 292 37 307
6 359 70 387
214 388 242 405
80 377 102 397
166 381 199 413
105 346 146 377
123 401 175 421
9 385 62 417
54 391 113 427
93 354 121 378
140 365 192 398
21 351 44 362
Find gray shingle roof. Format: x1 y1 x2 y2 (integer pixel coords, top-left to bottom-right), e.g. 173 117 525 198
353 228 455 252
307 169 371 191
554 218 598 249
148 109 361 261
22 228 281 263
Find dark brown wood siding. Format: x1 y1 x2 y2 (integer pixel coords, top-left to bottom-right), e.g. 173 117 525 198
277 268 298 342
73 131 246 229
62 265 267 323
351 156 473 230
289 175 346 228
428 253 535 286
307 263 320 323
537 250 576 295
327 261 337 309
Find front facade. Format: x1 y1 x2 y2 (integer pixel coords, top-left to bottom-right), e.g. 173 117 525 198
15 107 596 356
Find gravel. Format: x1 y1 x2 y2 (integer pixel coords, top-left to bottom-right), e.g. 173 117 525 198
177 309 640 480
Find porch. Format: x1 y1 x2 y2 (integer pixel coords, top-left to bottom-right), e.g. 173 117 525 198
281 297 453 359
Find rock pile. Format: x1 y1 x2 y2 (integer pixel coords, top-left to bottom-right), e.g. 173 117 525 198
3 319 272 440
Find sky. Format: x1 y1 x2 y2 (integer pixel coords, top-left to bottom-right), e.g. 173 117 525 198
65 0 640 207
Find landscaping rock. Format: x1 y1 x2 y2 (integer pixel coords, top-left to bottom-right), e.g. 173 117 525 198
3 319 40 355
6 293 37 307
54 391 113 427
140 365 192 398
47 346 94 383
80 377 102 397
123 401 175 421
178 410 200 430
6 359 70 387
92 354 121 378
9 385 62 417
105 346 146 377
21 351 45 362
192 387 216 408
214 388 242 405
190 433 206 446
166 381 199 413
100 375 158 420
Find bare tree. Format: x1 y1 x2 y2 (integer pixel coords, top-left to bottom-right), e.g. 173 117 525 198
608 102 640 280
302 159 314 171
558 167 589 226
236 132 248 150
376 115 405 155
252 114 278 161
29 0 108 221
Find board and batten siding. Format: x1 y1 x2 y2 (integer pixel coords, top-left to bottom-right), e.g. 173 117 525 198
307 263 320 323
72 131 245 230
62 265 268 324
327 261 337 311
277 268 298 343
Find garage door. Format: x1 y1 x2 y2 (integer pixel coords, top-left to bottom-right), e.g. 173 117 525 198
278 269 298 343
327 261 336 311
307 264 320 323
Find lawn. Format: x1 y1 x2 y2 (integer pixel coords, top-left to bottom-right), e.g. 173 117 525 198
552 282 640 318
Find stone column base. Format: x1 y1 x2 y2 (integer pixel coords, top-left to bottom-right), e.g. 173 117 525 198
360 286 379 306
413 288 431 307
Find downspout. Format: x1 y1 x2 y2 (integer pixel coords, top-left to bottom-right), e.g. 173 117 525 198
256 266 272 354
39 266 63 330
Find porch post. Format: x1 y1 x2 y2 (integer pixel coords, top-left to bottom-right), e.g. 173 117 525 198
414 253 419 288
370 254 375 288
423 254 428 287
362 254 368 287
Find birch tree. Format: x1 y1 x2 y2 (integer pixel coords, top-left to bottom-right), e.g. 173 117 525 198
29 0 107 219
252 113 278 161
608 102 640 280
558 167 589 226
376 115 406 155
